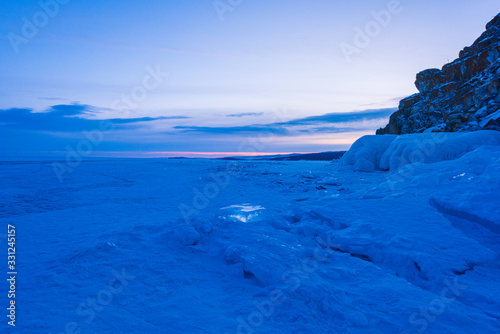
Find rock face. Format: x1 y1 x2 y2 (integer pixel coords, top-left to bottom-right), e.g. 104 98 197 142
377 13 500 135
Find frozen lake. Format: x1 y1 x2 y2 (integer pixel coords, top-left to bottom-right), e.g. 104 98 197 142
1 156 499 333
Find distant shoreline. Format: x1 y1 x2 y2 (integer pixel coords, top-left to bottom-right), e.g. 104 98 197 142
0 151 347 162
217 151 346 161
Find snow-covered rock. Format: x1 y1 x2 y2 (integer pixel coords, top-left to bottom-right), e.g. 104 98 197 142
341 131 500 172
340 135 396 172
377 13 500 134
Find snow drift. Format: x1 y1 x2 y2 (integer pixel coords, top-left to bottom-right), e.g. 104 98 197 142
341 130 500 172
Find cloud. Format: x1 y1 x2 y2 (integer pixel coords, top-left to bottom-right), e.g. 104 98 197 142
38 97 67 101
274 108 395 126
0 104 188 132
174 125 288 135
173 108 393 136
297 126 360 134
226 112 265 117
390 96 407 103
0 105 392 156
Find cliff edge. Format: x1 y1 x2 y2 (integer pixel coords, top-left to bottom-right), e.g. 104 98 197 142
377 13 500 135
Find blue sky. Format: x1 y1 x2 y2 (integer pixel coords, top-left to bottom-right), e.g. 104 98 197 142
1 0 499 158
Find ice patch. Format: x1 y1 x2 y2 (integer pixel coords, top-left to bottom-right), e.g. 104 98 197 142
221 204 265 212
220 204 266 223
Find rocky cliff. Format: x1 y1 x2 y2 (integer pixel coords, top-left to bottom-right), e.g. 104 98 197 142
377 13 500 135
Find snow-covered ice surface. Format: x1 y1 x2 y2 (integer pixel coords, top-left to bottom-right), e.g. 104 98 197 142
1 137 500 333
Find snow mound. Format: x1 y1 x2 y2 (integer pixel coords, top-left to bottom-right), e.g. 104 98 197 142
341 131 500 172
340 135 397 172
